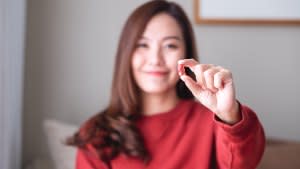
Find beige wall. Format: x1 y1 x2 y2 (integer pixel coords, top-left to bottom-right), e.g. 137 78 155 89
23 0 300 166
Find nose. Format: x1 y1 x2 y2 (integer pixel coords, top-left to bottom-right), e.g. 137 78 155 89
148 46 164 66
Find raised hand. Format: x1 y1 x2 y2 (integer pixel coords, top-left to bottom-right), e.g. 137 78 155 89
178 59 240 124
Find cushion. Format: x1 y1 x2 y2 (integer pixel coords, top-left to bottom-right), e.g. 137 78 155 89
43 119 78 169
257 140 300 169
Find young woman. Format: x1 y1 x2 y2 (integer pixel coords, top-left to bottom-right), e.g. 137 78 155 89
68 1 265 169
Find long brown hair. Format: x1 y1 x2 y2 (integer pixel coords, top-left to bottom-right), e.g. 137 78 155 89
67 0 198 165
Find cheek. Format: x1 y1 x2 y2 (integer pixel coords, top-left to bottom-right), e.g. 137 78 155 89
131 53 145 82
166 53 184 69
131 53 142 71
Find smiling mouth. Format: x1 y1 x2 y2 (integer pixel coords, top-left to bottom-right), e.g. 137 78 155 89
145 71 168 76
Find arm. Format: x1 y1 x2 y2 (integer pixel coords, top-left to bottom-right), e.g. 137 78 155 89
214 104 265 169
178 59 265 168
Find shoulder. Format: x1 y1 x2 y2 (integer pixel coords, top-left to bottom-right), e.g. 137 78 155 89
77 144 99 160
76 146 109 169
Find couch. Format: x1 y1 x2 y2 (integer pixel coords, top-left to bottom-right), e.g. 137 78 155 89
24 119 300 169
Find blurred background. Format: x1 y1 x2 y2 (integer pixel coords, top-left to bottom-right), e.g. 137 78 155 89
1 0 300 169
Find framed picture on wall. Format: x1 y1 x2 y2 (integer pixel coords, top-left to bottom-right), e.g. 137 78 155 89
194 0 300 24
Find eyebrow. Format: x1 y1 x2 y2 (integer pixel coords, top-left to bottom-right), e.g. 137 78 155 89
163 36 182 41
140 36 182 41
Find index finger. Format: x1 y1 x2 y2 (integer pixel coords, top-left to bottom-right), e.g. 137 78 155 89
177 59 199 71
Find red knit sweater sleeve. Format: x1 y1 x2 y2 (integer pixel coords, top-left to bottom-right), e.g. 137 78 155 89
214 104 266 169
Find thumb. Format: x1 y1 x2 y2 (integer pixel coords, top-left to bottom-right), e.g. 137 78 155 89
180 75 201 95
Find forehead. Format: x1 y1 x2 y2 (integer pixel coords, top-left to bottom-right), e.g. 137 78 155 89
142 13 183 40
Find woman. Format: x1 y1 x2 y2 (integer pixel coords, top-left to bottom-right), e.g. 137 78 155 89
68 1 265 169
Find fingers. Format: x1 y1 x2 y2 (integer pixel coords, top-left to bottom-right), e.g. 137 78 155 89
214 70 233 89
178 59 198 76
178 59 198 70
194 64 215 90
180 75 202 96
178 59 233 93
203 67 220 92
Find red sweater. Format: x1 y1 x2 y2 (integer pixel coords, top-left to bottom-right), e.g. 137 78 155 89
76 99 265 169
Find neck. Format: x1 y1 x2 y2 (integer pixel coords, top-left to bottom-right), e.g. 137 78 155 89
141 89 180 116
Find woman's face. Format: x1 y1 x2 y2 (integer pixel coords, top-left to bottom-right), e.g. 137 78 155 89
131 13 185 95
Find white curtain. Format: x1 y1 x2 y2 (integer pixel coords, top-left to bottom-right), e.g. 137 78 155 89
0 0 26 169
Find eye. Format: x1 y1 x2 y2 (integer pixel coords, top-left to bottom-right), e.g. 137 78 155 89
136 43 148 48
165 44 178 49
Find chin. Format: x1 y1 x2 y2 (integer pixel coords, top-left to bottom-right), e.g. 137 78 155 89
140 85 173 95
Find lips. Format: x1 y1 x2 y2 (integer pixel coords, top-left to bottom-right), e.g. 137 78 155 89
144 71 168 76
